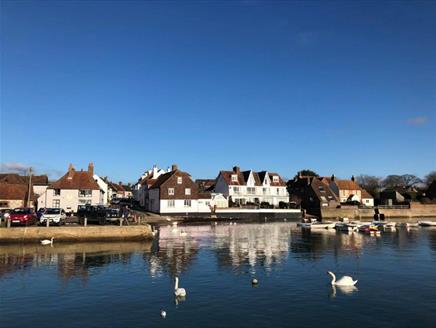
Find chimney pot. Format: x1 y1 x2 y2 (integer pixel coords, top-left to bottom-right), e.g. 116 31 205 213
233 166 240 174
171 164 178 171
351 175 355 182
88 162 94 175
331 174 335 181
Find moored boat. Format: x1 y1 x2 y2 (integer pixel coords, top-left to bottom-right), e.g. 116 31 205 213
418 221 436 227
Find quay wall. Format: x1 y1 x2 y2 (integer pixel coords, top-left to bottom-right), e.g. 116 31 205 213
0 225 154 244
320 203 436 220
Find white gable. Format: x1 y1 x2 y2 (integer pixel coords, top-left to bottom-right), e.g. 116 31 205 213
246 171 255 187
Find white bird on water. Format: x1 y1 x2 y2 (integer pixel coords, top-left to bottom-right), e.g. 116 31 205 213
327 271 358 286
174 276 187 297
160 309 166 318
40 237 54 246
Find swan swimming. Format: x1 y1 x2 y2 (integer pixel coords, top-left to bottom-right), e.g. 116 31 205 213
174 276 186 297
40 237 54 246
327 271 358 286
160 309 166 318
251 278 259 285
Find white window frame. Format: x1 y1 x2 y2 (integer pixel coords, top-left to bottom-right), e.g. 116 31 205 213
177 177 182 184
168 188 175 195
184 199 191 207
185 188 191 195
273 176 279 183
231 174 238 182
52 199 60 208
168 199 175 207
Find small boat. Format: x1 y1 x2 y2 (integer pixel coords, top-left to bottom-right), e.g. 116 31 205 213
335 223 358 232
359 224 380 235
298 222 336 229
418 221 436 227
375 222 396 232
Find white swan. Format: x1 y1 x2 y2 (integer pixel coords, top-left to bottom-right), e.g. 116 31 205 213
40 237 54 245
174 276 186 297
160 309 166 318
180 230 187 237
327 271 358 286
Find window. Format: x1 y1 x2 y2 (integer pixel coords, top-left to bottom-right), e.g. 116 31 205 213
263 188 268 195
79 189 92 197
247 187 255 195
276 188 280 195
231 174 238 182
53 189 61 196
185 188 191 195
168 188 175 195
177 177 182 184
233 187 239 194
52 199 60 208
168 199 175 207
273 176 279 183
184 199 191 207
319 186 324 192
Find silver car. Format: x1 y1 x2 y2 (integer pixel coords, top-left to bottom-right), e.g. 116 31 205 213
40 208 66 226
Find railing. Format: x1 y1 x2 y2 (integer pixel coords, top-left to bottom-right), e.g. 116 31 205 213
376 205 410 209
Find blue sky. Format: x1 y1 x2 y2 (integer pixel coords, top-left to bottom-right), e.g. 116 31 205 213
1 0 435 182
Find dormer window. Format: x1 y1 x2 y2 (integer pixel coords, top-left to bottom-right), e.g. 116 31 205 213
177 177 182 184
273 176 279 183
231 174 238 182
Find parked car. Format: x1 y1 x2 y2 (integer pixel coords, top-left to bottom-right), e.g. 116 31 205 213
9 208 37 226
39 208 66 226
77 205 107 225
105 208 122 222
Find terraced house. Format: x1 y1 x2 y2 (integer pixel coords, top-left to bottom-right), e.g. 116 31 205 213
214 166 289 206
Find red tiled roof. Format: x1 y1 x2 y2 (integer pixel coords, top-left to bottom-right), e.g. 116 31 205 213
360 189 374 199
335 179 360 190
0 173 48 185
0 182 34 201
49 170 99 190
268 172 287 187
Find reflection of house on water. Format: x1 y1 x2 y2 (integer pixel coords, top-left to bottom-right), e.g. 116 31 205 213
0 243 151 284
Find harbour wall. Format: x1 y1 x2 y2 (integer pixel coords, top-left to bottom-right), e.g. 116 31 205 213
320 203 436 220
0 225 154 244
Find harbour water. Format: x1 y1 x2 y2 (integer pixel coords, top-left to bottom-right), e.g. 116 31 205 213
1 221 436 328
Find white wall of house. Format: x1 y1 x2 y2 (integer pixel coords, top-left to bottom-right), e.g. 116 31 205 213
159 199 200 213
33 185 48 198
93 174 108 205
38 189 100 213
362 198 374 207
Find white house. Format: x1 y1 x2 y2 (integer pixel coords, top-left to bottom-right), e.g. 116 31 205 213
93 174 108 205
213 166 289 207
136 165 169 207
37 163 103 213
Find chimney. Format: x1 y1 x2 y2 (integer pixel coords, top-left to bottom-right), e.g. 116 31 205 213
88 162 94 175
331 174 335 181
298 171 302 179
153 165 158 177
67 163 75 179
351 175 355 182
171 164 178 171
233 166 240 174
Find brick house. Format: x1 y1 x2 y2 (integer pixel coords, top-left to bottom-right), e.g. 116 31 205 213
147 165 199 214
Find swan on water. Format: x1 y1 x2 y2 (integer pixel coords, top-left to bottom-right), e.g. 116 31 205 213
251 278 259 285
327 271 358 286
174 276 186 297
180 230 187 237
160 309 166 318
40 237 54 245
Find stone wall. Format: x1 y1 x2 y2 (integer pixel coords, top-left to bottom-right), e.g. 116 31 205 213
320 202 436 220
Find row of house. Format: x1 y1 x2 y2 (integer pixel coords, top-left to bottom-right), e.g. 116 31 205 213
0 163 133 213
287 173 375 216
131 164 290 214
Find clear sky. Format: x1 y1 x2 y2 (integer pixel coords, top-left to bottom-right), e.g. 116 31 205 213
1 0 435 182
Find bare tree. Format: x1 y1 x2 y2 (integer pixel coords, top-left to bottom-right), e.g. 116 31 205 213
425 171 436 186
356 175 381 197
383 174 422 189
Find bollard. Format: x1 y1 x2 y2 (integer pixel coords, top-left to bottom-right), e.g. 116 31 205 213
120 217 123 226
84 216 87 227
46 218 50 227
138 216 141 225
7 218 11 228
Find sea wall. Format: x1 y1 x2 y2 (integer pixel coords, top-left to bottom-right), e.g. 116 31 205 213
0 225 154 243
320 203 436 220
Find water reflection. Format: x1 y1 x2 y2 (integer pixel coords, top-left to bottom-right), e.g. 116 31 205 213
330 285 358 298
0 242 152 282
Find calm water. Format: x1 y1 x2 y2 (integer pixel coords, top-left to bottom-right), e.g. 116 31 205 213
1 221 436 328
